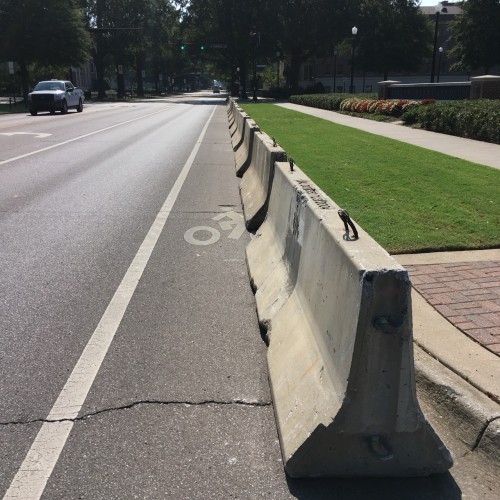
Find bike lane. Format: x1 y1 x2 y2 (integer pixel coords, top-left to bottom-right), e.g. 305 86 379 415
30 103 290 499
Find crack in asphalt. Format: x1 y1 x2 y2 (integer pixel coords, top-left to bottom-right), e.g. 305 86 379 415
0 399 272 427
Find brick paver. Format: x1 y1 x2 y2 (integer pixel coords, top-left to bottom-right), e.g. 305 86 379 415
405 261 500 357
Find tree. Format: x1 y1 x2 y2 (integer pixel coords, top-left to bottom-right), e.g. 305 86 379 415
449 0 500 74
184 0 268 97
185 0 352 95
80 0 180 98
0 0 92 98
353 0 432 81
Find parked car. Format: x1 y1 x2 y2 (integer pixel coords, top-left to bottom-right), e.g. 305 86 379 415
28 80 84 115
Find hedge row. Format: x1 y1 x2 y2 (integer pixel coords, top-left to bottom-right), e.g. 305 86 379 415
289 93 500 145
401 99 500 145
289 93 376 111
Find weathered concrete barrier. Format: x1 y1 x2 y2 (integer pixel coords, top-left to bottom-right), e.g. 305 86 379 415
231 108 249 151
246 161 453 477
235 119 260 177
239 133 286 231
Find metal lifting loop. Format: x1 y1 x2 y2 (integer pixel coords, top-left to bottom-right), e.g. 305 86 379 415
368 435 394 461
338 209 359 241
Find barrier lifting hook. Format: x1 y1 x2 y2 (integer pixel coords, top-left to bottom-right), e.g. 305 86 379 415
338 209 359 240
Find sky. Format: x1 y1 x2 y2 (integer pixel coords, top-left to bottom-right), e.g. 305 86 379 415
418 0 445 5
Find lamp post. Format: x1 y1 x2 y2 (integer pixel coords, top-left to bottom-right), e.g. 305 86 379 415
350 26 358 93
437 47 443 83
430 5 441 83
333 49 338 93
250 29 258 102
276 51 281 88
236 66 240 98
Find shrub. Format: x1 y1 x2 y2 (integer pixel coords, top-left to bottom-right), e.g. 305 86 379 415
263 87 291 99
289 93 376 111
401 99 500 145
289 94 500 144
339 98 422 118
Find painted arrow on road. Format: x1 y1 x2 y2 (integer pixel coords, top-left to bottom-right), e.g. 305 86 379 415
212 210 245 240
0 132 52 138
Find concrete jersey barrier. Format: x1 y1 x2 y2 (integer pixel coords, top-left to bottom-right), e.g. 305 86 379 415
240 133 286 231
246 161 453 477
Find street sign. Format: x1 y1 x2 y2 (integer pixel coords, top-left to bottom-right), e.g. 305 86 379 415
209 44 227 49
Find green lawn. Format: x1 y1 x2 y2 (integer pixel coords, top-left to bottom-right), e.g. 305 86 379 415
240 103 500 254
0 102 28 114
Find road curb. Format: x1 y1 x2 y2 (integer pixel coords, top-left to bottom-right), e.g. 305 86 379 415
415 345 500 468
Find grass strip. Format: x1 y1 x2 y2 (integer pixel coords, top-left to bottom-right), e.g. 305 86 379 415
0 102 28 114
240 103 499 254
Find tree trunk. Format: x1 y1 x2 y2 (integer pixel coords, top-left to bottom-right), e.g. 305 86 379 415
92 45 107 100
19 61 30 102
289 49 303 94
135 53 145 97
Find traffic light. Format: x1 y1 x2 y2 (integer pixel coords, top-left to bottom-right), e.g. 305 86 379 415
180 43 185 51
200 44 205 51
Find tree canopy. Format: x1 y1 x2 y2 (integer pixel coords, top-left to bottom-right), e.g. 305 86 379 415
2 0 495 99
354 0 432 81
449 0 500 73
0 0 92 95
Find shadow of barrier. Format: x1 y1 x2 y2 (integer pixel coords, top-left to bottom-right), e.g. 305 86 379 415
235 118 260 178
230 108 249 152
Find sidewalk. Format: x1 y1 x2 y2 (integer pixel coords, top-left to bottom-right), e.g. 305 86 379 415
276 102 500 454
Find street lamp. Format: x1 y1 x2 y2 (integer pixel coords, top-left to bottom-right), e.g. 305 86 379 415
430 4 441 83
437 47 444 82
236 66 240 98
350 26 358 93
333 49 338 93
276 51 281 88
250 30 258 102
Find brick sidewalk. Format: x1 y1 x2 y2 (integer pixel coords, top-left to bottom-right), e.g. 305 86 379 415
405 261 500 356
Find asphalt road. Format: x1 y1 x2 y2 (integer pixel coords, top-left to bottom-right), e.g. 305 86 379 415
0 96 281 498
0 94 497 499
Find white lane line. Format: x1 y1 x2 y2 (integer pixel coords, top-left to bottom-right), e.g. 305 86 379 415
0 107 172 166
3 105 217 500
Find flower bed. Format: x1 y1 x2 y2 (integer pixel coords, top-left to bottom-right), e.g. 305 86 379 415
339 98 424 118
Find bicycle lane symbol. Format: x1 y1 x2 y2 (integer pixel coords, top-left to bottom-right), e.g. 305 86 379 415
183 209 246 246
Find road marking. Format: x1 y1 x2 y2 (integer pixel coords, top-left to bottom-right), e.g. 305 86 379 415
3 105 217 500
184 226 221 246
0 108 171 166
183 210 246 246
0 132 52 138
212 211 245 240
